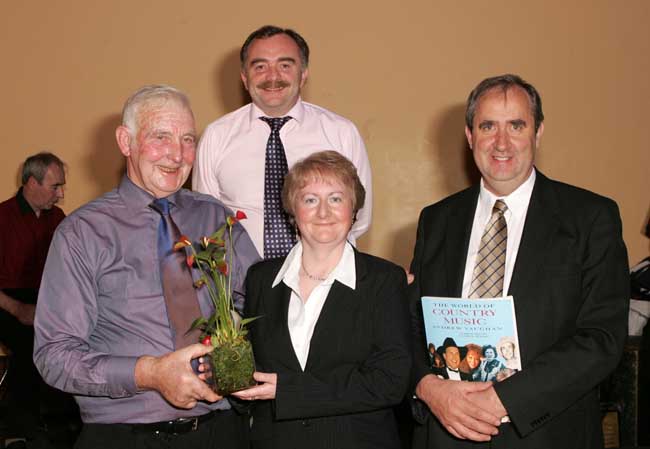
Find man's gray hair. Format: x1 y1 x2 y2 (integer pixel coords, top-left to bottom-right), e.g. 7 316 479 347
21 152 65 185
121 85 193 136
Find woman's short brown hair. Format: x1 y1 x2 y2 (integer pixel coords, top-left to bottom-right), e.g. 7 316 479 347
282 150 365 219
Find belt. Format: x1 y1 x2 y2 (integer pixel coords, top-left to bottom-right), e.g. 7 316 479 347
129 409 227 435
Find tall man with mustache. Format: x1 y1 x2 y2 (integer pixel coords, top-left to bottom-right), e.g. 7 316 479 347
193 25 372 259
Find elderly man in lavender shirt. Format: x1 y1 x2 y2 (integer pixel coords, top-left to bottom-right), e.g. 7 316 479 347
33 85 259 449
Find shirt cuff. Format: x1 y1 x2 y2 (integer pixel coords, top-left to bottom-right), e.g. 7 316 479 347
105 356 139 397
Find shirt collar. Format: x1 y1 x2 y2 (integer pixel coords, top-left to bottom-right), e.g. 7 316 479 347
478 168 536 220
16 187 36 216
118 175 185 215
272 240 356 291
248 98 305 125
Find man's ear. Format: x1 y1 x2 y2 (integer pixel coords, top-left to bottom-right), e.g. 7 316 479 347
26 176 39 188
535 122 545 147
464 125 473 150
240 71 249 90
299 67 309 88
115 126 132 157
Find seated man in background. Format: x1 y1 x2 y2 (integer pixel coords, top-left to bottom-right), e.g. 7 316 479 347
34 85 259 449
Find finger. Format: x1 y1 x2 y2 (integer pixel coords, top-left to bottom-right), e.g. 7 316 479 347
198 372 211 382
200 388 222 403
445 425 465 440
252 371 268 382
231 391 251 400
253 371 276 383
232 391 257 401
184 342 215 359
459 380 494 392
192 378 222 402
468 407 501 427
455 409 499 436
199 371 212 380
450 422 493 442
197 362 212 373
240 385 265 396
460 393 502 426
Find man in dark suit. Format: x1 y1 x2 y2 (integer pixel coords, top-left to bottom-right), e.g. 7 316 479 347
409 74 629 448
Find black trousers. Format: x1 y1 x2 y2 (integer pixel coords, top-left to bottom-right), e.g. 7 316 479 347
74 409 249 449
0 307 41 438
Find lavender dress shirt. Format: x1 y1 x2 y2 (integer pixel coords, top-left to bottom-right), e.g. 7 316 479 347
33 176 260 424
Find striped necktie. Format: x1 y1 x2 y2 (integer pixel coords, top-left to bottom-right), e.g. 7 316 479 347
469 199 508 298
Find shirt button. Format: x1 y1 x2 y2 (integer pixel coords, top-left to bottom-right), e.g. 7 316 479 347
301 420 310 427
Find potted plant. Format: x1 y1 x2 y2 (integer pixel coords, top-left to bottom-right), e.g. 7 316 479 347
175 211 258 395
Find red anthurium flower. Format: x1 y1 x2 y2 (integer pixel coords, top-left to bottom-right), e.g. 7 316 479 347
227 210 248 226
173 236 192 251
201 335 212 346
186 254 195 268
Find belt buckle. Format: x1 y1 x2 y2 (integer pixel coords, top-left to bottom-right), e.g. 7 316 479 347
169 416 199 434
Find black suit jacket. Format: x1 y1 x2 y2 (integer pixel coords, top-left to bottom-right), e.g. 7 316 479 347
409 172 629 448
244 249 411 449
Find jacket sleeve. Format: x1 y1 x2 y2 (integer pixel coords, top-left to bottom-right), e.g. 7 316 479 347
409 209 436 387
495 199 630 436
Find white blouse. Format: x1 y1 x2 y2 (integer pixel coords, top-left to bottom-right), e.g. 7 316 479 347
272 241 356 370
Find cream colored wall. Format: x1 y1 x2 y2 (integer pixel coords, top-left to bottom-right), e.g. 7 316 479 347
1 1 648 267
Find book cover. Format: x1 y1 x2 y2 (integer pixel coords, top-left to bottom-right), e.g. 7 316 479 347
421 296 521 382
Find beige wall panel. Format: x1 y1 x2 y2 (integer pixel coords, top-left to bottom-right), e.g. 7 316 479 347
1 1 648 268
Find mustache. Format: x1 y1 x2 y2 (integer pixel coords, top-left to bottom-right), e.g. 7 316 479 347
256 80 290 90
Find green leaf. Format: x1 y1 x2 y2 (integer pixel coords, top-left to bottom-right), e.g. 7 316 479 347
196 250 212 262
240 315 262 327
210 226 226 241
190 317 208 330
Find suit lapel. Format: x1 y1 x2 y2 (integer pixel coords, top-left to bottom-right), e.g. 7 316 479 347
508 172 560 299
445 187 479 296
268 280 303 371
304 250 366 371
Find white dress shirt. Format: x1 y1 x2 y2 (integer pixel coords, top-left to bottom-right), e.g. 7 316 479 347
446 368 462 381
461 170 536 298
193 99 372 256
272 241 356 370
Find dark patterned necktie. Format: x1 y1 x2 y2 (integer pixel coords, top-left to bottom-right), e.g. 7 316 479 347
260 116 296 259
469 199 508 298
150 198 202 349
